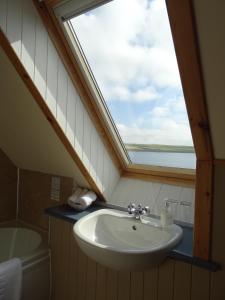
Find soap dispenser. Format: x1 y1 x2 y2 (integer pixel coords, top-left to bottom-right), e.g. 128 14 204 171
160 199 174 227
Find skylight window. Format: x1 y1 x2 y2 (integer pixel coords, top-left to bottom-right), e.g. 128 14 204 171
69 0 196 169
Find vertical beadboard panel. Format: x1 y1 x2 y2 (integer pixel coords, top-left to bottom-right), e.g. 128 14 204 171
173 261 191 300
34 16 48 98
118 272 130 300
83 111 92 171
86 258 97 300
57 60 68 132
96 264 107 300
0 0 7 33
1 0 120 198
191 266 210 300
75 98 84 158
89 127 98 183
68 226 79 300
102 150 109 199
130 272 143 300
46 38 58 116
77 248 88 300
157 259 174 300
210 270 225 300
6 0 22 57
106 269 118 300
66 80 77 146
144 267 158 300
50 218 71 300
21 0 36 79
96 137 104 193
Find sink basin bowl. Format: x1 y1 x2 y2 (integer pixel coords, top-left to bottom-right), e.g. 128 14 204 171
73 209 182 271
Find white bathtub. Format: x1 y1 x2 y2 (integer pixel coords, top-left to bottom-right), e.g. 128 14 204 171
0 227 50 300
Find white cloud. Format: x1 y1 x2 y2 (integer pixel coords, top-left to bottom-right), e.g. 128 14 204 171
116 96 193 146
72 0 182 101
71 0 193 146
117 121 193 146
103 85 159 102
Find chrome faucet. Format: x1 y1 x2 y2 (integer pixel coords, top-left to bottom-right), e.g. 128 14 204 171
127 203 150 220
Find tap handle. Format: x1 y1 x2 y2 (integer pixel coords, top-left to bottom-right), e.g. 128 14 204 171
143 206 150 215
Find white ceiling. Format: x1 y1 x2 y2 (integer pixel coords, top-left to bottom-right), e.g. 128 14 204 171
0 46 89 188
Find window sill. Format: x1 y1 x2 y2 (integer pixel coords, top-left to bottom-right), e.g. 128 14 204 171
45 203 219 272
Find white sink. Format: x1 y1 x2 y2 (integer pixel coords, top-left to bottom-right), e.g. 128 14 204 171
73 209 182 271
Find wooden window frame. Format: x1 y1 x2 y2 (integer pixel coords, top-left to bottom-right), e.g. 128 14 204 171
35 0 197 185
0 0 211 260
37 0 214 260
40 0 214 261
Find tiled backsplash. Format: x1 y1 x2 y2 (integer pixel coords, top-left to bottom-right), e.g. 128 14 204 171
0 147 74 231
18 169 74 231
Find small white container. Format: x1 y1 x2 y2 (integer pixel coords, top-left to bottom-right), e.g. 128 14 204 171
160 201 173 227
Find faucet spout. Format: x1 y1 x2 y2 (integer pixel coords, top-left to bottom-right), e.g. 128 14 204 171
127 203 150 220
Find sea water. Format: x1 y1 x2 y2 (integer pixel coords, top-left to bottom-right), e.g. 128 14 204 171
128 151 196 169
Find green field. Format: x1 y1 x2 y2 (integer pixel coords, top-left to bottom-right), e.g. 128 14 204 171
125 144 195 153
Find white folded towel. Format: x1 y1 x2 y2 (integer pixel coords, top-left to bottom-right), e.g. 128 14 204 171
68 188 96 211
0 258 22 300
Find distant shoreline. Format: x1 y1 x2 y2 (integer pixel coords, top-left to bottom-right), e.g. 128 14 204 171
125 144 195 153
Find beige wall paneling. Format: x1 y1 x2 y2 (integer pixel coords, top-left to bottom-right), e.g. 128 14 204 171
83 111 92 172
210 165 225 300
106 269 118 300
143 267 158 300
0 149 17 222
34 14 48 99
118 272 130 300
0 0 7 34
74 93 84 159
50 217 71 300
46 36 58 115
68 227 79 300
103 151 113 199
2 0 120 199
77 248 88 300
86 258 97 300
173 261 191 300
96 264 107 300
96 136 104 193
89 126 98 184
57 59 68 132
130 272 143 300
66 80 77 146
6 0 22 57
191 266 210 300
157 259 174 300
21 0 36 79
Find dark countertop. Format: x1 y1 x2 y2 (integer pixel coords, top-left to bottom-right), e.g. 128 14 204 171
45 203 220 271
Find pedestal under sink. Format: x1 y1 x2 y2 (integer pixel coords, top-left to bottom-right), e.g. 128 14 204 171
73 209 182 271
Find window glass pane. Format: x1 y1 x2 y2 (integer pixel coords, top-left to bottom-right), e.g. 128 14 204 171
70 0 196 169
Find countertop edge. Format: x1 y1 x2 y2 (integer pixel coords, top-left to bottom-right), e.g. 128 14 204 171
45 204 220 272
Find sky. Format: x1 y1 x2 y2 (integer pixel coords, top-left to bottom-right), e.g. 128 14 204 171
71 0 194 146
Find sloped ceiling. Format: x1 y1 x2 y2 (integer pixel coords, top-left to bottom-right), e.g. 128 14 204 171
193 0 225 159
0 46 89 188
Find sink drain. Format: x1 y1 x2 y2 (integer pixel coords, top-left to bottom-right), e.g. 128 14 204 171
132 225 137 230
